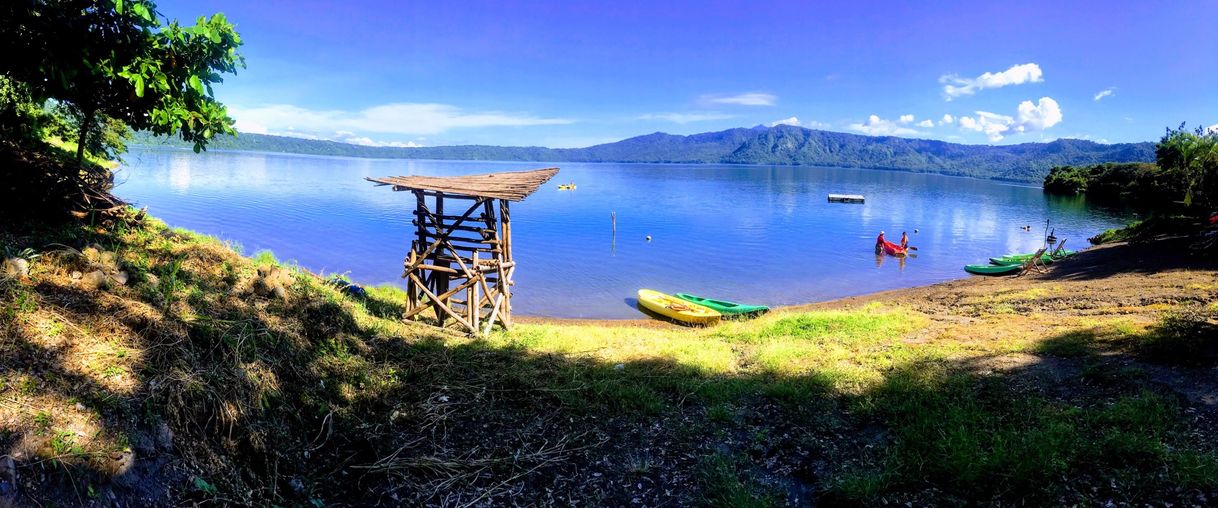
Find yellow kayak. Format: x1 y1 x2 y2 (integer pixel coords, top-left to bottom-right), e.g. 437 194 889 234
636 289 721 325
558 184 576 190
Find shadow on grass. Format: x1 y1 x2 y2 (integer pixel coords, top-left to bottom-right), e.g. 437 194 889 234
3 222 1218 506
1037 306 1218 368
1043 236 1218 282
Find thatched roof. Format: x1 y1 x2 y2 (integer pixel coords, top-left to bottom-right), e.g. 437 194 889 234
366 167 559 201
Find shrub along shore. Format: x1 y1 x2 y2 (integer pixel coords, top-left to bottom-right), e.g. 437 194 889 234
1 213 1216 506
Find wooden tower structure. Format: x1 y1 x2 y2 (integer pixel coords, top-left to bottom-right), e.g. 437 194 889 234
366 167 558 335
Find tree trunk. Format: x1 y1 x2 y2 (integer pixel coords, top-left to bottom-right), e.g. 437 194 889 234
75 108 95 167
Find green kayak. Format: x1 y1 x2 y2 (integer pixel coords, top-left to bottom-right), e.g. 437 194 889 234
989 254 1055 266
990 249 1077 266
964 263 1022 275
675 293 769 316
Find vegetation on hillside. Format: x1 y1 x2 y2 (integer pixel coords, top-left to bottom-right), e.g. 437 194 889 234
1045 124 1218 247
1043 162 1171 203
130 125 1156 184
1 217 1216 505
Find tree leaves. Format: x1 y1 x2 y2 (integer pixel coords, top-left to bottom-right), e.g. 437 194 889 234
0 0 244 158
189 75 204 96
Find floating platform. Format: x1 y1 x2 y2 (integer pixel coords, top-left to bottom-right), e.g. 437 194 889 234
828 194 865 204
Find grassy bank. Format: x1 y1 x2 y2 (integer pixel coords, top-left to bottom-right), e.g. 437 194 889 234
2 215 1217 505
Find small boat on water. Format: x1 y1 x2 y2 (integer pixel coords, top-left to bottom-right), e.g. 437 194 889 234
964 263 1022 276
637 289 721 325
675 293 769 317
557 183 577 190
878 240 907 257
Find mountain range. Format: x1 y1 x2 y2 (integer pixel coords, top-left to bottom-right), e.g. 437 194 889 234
131 125 1156 183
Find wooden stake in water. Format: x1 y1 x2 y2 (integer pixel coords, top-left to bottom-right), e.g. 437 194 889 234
611 211 617 255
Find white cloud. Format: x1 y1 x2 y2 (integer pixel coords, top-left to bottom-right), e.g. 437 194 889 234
332 131 424 147
940 63 1044 100
636 112 734 124
1207 123 1218 134
848 115 920 136
939 114 955 125
769 116 801 127
700 92 777 106
899 114 915 124
228 102 573 138
916 119 935 128
959 112 1016 142
1093 87 1116 101
957 97 1063 142
1015 97 1063 132
249 128 426 147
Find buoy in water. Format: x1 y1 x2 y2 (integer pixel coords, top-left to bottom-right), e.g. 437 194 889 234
645 235 652 242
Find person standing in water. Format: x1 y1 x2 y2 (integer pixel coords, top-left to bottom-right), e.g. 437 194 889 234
900 231 909 250
875 231 886 254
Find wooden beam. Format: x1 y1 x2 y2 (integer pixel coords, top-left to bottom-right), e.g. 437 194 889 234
407 272 475 331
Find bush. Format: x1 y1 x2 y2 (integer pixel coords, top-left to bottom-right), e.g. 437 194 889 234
1136 306 1218 367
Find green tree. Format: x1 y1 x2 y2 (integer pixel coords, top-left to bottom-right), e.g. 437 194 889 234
1156 124 1218 210
0 0 244 164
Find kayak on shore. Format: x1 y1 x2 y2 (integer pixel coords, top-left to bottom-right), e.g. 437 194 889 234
989 249 1077 266
637 289 721 325
999 249 1077 261
675 293 769 317
964 263 1023 276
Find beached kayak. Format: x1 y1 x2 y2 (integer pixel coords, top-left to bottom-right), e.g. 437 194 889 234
993 250 1077 263
990 254 1055 266
964 263 1022 275
989 249 1076 265
637 289 721 325
675 293 769 316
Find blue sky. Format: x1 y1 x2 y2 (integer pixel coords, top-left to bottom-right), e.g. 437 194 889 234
161 0 1218 148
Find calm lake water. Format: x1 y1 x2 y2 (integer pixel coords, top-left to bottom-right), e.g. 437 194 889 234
114 148 1131 318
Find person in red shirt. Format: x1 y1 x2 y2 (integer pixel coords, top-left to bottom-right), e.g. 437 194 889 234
875 231 886 254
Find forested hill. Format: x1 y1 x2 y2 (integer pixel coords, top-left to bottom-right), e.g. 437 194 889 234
132 125 1155 183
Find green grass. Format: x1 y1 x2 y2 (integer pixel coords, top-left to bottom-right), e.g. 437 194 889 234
698 453 778 507
3 212 1215 505
1135 306 1218 366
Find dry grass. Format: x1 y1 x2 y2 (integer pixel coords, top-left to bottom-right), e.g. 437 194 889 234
1 215 1216 506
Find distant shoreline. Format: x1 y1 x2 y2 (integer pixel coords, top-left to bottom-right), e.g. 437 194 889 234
125 144 1048 189
127 124 1156 185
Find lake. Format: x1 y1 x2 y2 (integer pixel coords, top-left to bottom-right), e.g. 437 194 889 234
114 148 1131 318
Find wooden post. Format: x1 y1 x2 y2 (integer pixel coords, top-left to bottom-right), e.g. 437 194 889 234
433 193 449 327
471 251 481 329
407 190 426 319
499 199 513 329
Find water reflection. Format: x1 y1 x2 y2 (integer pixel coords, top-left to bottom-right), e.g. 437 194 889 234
115 149 1134 318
